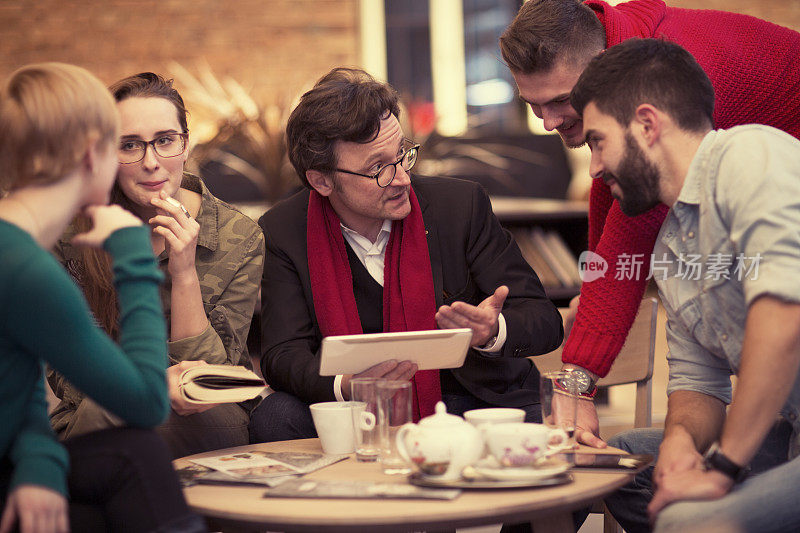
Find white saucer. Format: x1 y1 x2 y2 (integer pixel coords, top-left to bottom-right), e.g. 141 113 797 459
471 457 571 482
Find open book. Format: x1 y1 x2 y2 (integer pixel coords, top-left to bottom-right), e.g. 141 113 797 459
179 364 267 404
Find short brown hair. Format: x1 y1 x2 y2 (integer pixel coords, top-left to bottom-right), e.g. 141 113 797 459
109 72 188 133
286 67 401 188
571 39 715 133
500 0 605 74
0 62 118 191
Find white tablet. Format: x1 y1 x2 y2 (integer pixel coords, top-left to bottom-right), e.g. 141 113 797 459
319 328 473 376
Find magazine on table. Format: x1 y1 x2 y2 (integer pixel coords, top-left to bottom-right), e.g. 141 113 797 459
174 464 294 488
185 450 348 486
194 470 298 488
262 479 461 500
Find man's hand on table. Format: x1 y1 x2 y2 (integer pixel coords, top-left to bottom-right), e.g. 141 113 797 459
575 398 607 448
341 360 418 400
560 363 606 448
436 285 508 347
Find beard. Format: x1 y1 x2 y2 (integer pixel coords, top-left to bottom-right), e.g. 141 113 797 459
605 132 662 217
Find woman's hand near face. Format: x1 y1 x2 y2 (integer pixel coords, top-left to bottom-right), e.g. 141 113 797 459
166 360 219 416
72 205 142 248
0 485 69 533
149 191 199 279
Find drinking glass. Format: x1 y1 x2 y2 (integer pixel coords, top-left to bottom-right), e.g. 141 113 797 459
350 377 384 462
539 370 579 453
376 380 413 474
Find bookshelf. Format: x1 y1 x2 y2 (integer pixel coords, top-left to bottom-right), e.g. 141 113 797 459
491 197 588 306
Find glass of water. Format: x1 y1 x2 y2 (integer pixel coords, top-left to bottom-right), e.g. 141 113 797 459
376 380 413 474
350 377 384 462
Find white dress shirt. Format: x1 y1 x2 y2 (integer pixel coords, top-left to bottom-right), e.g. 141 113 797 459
332 220 507 400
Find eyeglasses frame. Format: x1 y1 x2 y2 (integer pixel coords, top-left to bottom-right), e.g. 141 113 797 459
118 132 189 165
333 141 420 188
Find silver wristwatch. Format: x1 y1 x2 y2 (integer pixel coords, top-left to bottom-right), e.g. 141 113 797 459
567 368 597 398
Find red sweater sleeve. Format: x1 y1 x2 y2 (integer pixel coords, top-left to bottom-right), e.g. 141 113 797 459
567 0 800 376
563 179 668 376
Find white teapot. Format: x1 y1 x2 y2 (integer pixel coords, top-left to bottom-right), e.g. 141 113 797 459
395 401 484 480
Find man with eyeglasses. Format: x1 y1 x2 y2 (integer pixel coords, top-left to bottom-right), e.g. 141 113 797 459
249 68 563 441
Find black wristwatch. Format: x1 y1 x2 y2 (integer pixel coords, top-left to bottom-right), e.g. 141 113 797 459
703 442 749 483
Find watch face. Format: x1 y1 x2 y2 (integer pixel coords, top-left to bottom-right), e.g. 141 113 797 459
569 370 592 393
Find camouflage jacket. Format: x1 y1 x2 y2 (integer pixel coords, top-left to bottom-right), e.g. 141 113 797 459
47 173 264 427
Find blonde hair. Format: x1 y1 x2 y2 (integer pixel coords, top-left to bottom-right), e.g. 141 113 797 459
0 62 119 191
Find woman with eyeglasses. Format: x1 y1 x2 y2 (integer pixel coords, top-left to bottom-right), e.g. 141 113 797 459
47 72 265 458
0 63 205 533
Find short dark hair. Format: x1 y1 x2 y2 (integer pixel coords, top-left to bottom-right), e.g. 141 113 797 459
571 38 715 132
286 67 401 188
500 0 605 74
109 72 189 134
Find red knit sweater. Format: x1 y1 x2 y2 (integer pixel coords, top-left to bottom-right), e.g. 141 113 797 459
563 0 800 376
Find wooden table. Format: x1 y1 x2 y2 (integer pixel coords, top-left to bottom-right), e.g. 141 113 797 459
175 439 633 533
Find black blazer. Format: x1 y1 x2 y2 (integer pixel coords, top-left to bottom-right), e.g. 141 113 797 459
258 176 563 406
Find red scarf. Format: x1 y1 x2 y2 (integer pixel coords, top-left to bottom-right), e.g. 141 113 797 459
307 189 441 420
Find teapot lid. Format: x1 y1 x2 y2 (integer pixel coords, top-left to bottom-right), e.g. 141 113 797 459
418 401 467 427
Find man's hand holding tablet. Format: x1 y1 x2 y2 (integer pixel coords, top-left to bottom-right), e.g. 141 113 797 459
340 360 419 400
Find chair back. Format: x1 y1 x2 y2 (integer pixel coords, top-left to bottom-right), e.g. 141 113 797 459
532 297 658 428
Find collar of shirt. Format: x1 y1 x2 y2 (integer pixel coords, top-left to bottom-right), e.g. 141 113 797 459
676 130 718 207
340 219 393 286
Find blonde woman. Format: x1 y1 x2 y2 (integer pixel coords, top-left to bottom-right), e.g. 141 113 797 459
0 64 204 532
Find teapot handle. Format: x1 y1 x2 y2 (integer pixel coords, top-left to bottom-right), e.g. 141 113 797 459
395 423 415 464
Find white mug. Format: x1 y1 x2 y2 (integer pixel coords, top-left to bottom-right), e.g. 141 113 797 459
482 422 568 467
310 401 365 455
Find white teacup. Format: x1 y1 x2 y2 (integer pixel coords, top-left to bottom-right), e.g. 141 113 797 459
483 422 568 467
464 408 526 427
310 401 365 455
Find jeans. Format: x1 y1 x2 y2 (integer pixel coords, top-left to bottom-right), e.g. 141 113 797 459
249 391 318 443
156 403 250 458
55 395 250 459
2 428 206 532
605 421 798 533
249 391 542 443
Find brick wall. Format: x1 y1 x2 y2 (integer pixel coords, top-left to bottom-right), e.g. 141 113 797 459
0 0 796 112
0 0 359 103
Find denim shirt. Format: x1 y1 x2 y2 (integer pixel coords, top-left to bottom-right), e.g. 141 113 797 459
654 126 800 457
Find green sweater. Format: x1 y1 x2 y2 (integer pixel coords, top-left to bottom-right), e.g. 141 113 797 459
0 221 168 497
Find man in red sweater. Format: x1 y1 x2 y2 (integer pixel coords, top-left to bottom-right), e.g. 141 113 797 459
500 0 800 447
